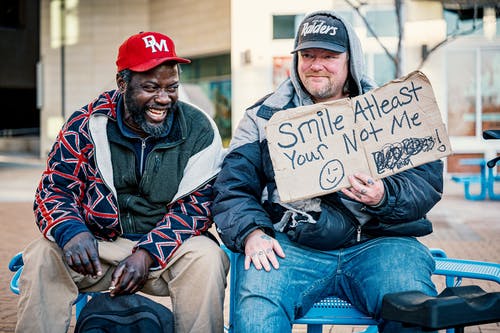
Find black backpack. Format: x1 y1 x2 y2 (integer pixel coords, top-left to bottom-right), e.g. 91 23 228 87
74 293 174 333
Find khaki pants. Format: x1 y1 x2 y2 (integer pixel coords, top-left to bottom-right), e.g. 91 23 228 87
16 235 229 333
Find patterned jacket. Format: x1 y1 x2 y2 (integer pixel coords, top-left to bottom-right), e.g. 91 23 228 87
34 89 224 267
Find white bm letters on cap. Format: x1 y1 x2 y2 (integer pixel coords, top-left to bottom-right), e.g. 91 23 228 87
142 35 169 53
301 20 339 37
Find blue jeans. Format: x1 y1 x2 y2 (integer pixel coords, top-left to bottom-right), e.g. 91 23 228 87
234 233 437 333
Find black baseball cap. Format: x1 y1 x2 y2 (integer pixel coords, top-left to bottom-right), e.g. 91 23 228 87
292 15 348 53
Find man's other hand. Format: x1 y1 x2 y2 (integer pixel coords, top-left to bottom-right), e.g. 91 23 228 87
109 249 154 297
244 229 285 271
63 232 102 278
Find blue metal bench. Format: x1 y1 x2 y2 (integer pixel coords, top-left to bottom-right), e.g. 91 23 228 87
451 157 500 201
221 246 500 333
10 247 500 332
451 174 487 200
486 167 500 200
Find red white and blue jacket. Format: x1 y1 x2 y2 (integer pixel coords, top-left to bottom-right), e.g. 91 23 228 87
34 89 224 268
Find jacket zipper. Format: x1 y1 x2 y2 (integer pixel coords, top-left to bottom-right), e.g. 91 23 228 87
322 193 363 244
139 139 147 175
337 202 363 243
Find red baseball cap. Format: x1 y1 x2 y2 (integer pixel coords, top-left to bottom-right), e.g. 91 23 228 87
116 31 191 72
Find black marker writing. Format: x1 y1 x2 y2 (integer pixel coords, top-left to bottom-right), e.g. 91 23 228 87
283 143 329 170
372 136 435 174
277 109 344 149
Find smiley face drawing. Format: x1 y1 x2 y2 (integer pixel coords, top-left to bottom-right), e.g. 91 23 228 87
319 159 344 190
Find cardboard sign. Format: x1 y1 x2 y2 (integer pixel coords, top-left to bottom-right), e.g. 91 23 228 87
266 70 452 203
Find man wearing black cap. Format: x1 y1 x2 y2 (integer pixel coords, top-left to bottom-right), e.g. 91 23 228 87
214 11 443 332
16 31 229 333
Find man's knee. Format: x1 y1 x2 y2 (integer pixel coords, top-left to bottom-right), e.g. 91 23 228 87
172 236 229 276
23 237 63 267
348 238 437 315
361 237 435 272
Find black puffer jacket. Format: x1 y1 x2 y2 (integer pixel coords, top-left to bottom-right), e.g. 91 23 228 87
213 10 443 253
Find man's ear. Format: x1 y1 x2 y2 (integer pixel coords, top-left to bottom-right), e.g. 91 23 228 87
116 74 126 93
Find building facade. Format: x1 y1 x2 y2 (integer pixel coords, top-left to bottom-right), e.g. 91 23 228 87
2 0 498 174
230 0 500 173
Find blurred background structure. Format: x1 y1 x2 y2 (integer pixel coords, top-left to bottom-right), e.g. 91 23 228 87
0 0 499 175
0 2 499 332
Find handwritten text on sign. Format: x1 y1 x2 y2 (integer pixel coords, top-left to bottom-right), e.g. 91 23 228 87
266 71 451 203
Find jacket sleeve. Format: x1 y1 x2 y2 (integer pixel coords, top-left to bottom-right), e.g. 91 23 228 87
134 181 215 269
364 159 444 222
34 111 93 243
212 114 275 253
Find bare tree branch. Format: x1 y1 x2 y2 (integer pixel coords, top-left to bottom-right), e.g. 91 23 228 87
344 0 486 76
417 7 483 70
343 0 400 75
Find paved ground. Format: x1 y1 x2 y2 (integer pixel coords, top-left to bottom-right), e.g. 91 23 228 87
0 153 499 332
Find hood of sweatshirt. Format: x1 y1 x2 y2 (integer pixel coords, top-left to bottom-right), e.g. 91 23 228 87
257 10 377 115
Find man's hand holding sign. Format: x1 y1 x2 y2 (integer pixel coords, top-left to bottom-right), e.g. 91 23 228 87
266 70 452 203
341 172 385 206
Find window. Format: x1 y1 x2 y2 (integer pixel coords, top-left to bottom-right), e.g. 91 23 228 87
273 15 295 39
180 54 232 145
373 53 395 86
444 8 500 37
446 48 500 137
365 10 398 37
364 52 397 87
481 49 500 131
362 8 399 85
182 54 230 82
272 14 304 39
447 51 477 136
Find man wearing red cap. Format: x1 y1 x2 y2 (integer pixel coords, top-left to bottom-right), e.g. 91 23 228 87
16 32 229 333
